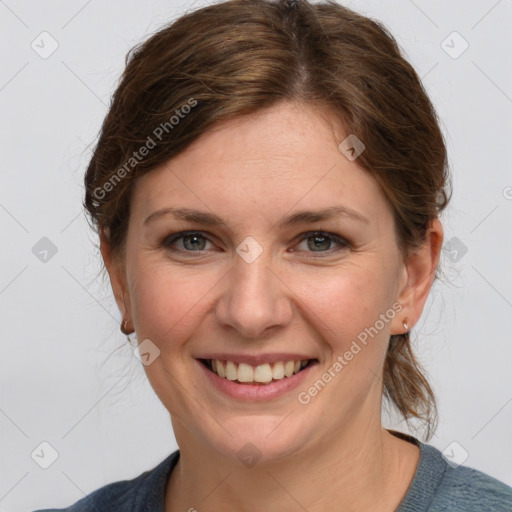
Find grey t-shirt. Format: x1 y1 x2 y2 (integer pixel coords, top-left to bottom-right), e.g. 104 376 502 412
33 440 512 511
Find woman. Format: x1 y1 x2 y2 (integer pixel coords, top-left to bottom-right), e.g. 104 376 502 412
34 0 512 510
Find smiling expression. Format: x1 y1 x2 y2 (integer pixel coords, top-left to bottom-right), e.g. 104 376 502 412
104 100 422 463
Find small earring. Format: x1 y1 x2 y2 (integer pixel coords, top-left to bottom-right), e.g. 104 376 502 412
403 320 409 333
121 318 137 346
120 317 132 335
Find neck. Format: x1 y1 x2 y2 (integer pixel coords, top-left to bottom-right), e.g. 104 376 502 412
165 423 420 512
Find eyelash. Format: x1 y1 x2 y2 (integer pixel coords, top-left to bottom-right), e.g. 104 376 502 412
161 229 350 257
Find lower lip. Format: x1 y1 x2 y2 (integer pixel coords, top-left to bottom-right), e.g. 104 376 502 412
196 359 318 401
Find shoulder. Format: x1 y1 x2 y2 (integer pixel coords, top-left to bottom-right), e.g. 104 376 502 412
399 442 512 512
31 450 179 512
432 454 512 511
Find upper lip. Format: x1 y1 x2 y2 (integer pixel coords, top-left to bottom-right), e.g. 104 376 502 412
196 353 318 366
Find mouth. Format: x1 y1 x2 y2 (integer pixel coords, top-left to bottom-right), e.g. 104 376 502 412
198 358 318 386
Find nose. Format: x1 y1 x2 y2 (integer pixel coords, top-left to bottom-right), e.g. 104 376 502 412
214 250 294 340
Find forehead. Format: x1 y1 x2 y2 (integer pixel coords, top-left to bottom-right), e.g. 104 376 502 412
131 101 391 228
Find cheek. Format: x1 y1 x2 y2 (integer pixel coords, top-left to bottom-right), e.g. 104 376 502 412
289 263 396 420
293 264 391 347
128 257 222 347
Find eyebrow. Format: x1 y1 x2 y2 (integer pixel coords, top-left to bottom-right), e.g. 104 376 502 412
144 205 369 228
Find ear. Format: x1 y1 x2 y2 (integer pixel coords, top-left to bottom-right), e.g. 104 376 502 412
391 218 444 334
100 227 132 324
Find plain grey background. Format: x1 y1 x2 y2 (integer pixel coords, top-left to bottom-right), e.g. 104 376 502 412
1 0 511 510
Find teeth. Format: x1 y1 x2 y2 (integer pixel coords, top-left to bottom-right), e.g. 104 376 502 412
237 363 254 383
225 361 237 381
272 361 285 379
216 360 226 378
208 358 311 384
284 360 295 377
254 363 273 383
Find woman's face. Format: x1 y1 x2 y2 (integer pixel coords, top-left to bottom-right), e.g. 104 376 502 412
105 100 437 463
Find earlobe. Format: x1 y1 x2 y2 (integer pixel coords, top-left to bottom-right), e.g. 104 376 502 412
391 219 444 335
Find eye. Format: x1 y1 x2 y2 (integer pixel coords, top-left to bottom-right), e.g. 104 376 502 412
162 231 215 252
293 231 350 255
161 230 350 256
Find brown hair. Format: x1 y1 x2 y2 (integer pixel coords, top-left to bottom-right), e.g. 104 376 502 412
84 0 450 439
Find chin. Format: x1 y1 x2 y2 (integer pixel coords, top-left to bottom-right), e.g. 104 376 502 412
200 414 313 467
